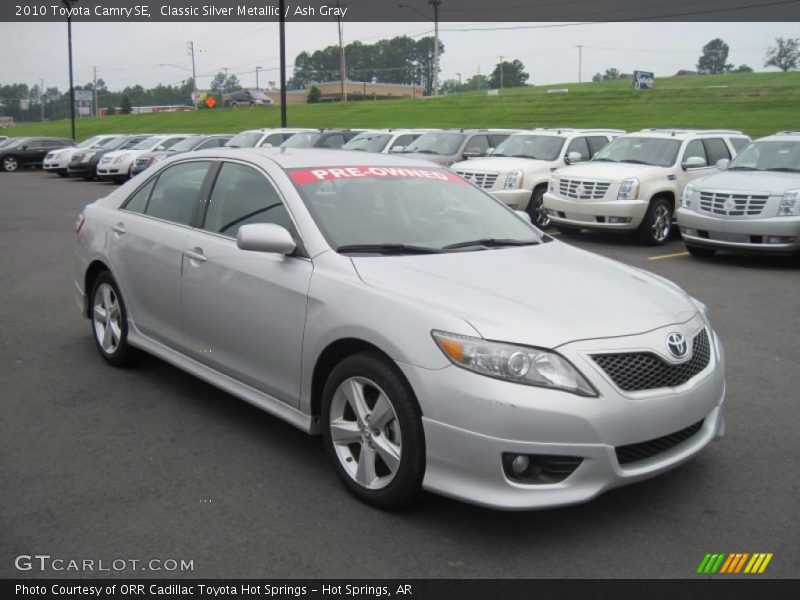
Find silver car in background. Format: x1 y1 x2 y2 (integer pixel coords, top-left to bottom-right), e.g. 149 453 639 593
75 149 725 510
679 131 800 256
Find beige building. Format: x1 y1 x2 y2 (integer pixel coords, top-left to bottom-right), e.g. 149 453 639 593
264 81 424 105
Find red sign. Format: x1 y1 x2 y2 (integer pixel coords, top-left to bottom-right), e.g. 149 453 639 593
289 166 466 185
205 96 217 109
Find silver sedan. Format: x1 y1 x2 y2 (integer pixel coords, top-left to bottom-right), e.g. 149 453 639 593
74 148 726 510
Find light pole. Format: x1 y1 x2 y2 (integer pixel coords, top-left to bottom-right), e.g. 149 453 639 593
255 66 263 91
39 79 45 121
187 41 198 110
62 0 79 140
576 45 584 84
398 1 441 96
279 0 287 127
498 55 504 91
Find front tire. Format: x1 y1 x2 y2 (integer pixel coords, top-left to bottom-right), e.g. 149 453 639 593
686 244 717 258
2 156 19 172
90 272 145 367
321 353 425 509
526 187 550 229
638 197 673 245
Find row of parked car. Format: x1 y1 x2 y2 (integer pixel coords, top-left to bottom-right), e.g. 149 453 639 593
2 125 798 255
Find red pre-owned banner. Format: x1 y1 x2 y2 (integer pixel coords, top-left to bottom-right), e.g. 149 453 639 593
288 166 466 185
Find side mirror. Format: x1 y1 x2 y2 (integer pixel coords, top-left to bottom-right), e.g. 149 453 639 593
462 149 481 159
20 145 28 150
716 158 730 170
515 210 532 224
236 223 296 255
156 145 166 151
487 147 495 155
389 145 404 153
682 156 707 170
565 151 584 165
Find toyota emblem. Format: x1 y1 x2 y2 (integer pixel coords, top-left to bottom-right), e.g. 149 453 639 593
666 332 689 359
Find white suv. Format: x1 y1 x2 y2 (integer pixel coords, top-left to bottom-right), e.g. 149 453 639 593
341 129 434 154
543 129 751 244
451 128 623 228
225 128 318 148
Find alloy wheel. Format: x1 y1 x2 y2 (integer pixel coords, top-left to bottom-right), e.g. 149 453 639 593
329 376 403 490
92 282 122 354
651 204 671 243
3 157 18 172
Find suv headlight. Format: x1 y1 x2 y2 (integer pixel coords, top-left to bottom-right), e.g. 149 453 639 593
548 173 558 192
617 177 639 200
432 330 597 397
682 183 695 208
504 169 524 189
778 189 800 216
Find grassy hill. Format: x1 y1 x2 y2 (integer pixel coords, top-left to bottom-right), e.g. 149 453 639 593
5 71 799 141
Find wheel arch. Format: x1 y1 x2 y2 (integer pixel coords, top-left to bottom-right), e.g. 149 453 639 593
84 260 112 317
649 190 676 212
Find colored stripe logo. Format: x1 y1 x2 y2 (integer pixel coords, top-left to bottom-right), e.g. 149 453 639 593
697 553 773 574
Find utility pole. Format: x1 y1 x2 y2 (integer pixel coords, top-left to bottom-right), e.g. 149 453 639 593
576 45 583 84
477 66 481 92
279 0 287 127
188 40 198 109
255 65 262 91
93 66 98 117
430 0 441 96
63 0 77 140
39 79 45 121
336 1 347 102
499 55 504 91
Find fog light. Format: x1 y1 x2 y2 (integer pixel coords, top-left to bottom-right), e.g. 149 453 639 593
681 228 697 236
766 236 795 244
608 217 632 224
511 454 530 475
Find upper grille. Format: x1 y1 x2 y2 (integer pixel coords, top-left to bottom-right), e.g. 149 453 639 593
454 170 499 190
698 190 769 217
616 420 704 465
70 153 82 164
100 156 112 164
135 158 150 167
558 178 611 200
592 329 711 392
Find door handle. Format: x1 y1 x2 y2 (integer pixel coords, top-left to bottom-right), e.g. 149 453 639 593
111 223 126 234
184 248 207 263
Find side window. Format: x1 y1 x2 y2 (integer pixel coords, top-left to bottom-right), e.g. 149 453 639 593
197 138 225 150
26 140 43 148
703 138 731 164
587 136 611 157
123 178 157 214
729 137 750 153
203 163 295 238
488 134 510 147
566 137 591 160
321 134 345 148
145 161 211 225
161 137 185 150
262 134 285 147
682 139 708 165
465 135 490 155
394 134 414 148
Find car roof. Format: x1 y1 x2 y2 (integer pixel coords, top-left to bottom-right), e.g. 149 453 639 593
629 128 745 139
511 128 625 137
193 147 449 170
760 131 800 142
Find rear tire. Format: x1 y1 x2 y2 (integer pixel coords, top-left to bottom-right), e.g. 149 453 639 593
638 197 673 245
90 272 145 367
321 352 425 510
526 187 550 229
686 244 717 258
2 156 19 172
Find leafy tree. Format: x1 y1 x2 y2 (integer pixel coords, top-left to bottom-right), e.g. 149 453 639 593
732 64 753 73
592 72 602 82
765 37 800 72
224 75 242 92
210 72 227 94
307 85 321 103
466 73 489 91
697 39 733 74
120 94 132 114
489 59 529 89
603 67 620 80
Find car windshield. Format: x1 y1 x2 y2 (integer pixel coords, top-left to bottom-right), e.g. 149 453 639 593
594 136 680 167
99 136 126 148
403 133 464 156
169 136 205 152
281 132 322 148
77 136 102 148
289 166 541 253
342 133 392 153
492 135 565 160
727 140 800 172
132 136 162 151
226 131 264 148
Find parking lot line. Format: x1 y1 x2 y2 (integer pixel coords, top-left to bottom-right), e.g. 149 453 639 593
648 251 690 261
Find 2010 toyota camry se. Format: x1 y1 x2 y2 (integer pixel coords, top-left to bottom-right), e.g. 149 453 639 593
74 148 726 510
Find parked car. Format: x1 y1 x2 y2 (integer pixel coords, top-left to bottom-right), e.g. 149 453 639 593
678 131 800 256
68 135 153 181
452 128 623 227
280 129 366 149
44 134 121 177
222 89 274 107
341 129 432 154
0 135 7 143
97 134 192 183
131 134 233 177
225 128 316 149
75 148 725 510
400 129 519 166
543 129 751 244
1 137 75 172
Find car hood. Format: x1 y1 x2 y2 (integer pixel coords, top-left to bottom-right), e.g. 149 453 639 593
351 241 697 348
399 152 452 166
556 161 670 181
452 156 555 174
694 170 800 195
104 150 140 160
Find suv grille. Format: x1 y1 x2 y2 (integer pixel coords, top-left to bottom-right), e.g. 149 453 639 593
592 329 711 392
615 420 704 465
454 170 499 190
135 158 150 167
698 191 769 217
558 178 611 200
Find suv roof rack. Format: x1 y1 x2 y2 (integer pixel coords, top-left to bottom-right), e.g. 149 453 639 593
776 130 800 135
639 128 743 136
532 127 626 134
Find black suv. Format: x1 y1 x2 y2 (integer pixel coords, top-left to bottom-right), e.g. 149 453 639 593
1 137 75 172
280 129 364 149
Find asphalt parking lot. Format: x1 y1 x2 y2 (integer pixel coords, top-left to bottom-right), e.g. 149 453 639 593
1 170 798 579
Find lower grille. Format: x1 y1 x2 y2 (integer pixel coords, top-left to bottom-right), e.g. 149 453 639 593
502 454 583 484
592 329 711 392
615 420 704 465
454 170 499 190
698 190 768 217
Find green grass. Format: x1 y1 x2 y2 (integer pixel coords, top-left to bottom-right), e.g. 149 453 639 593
7 71 799 141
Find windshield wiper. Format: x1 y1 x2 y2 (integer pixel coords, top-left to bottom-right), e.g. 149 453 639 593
442 238 540 250
765 167 800 172
728 166 759 171
593 158 619 162
336 243 442 255
511 154 540 159
621 159 651 165
407 149 438 155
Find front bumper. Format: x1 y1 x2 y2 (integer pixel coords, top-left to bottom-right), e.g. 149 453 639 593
543 192 648 230
397 317 726 509
97 162 131 180
490 189 532 211
677 208 800 254
67 162 94 177
43 160 68 173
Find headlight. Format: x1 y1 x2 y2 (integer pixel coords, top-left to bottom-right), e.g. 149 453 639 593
432 330 597 397
548 173 558 192
113 156 125 164
778 189 800 216
617 177 639 200
682 184 695 208
504 169 524 189
81 151 96 163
